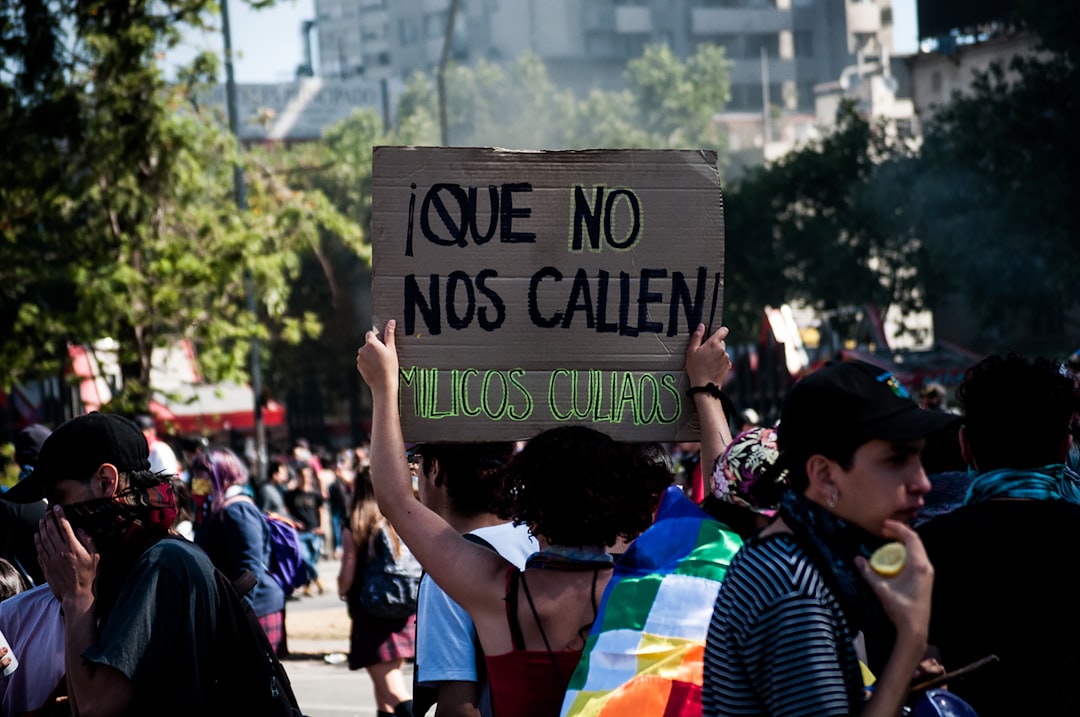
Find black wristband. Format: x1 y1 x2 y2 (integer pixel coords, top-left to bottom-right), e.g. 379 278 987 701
686 382 736 417
686 382 725 400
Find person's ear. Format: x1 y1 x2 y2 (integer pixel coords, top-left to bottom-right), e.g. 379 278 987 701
429 457 446 487
94 464 121 498
958 426 978 471
804 454 837 499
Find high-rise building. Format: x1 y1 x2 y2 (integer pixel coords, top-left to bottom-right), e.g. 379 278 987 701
312 0 895 113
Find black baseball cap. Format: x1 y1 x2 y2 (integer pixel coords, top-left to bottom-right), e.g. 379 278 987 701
4 412 151 503
13 424 51 467
777 360 960 467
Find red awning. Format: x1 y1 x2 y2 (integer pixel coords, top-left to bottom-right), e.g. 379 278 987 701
150 382 285 435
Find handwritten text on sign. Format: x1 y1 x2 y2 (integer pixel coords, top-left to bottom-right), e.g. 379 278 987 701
371 148 725 442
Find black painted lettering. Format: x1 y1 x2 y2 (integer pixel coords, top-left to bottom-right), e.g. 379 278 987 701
637 268 667 334
617 271 638 337
405 183 417 257
528 266 563 328
594 270 618 333
562 268 596 329
475 269 506 331
445 271 475 330
571 185 604 252
500 183 535 243
404 274 441 336
420 183 468 247
668 267 708 337
466 186 499 244
603 189 641 250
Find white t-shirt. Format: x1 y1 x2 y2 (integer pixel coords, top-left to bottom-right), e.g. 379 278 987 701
148 438 179 478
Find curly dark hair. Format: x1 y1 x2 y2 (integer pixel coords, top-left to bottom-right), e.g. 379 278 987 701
495 426 672 547
956 353 1079 471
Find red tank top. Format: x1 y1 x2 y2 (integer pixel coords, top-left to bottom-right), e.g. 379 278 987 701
483 568 592 717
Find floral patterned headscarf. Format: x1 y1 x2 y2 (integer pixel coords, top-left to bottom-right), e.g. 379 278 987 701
712 427 787 516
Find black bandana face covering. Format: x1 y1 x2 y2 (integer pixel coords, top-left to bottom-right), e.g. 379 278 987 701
62 480 178 551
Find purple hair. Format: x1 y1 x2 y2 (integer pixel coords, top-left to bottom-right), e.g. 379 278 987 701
191 447 249 510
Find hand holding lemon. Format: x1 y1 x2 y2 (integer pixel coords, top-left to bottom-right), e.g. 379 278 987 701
869 542 907 577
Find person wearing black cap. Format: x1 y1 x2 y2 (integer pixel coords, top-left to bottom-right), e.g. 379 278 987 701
0 424 52 586
702 360 959 717
5 412 221 716
913 354 1080 717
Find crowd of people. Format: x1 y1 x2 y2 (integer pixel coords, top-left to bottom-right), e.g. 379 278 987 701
1 322 1079 717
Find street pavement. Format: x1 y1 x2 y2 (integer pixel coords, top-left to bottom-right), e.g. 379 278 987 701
282 556 415 717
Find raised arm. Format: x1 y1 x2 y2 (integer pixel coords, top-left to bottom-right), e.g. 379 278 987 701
685 324 734 496
356 320 512 614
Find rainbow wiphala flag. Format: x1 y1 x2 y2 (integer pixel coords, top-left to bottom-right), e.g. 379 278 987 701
561 486 744 717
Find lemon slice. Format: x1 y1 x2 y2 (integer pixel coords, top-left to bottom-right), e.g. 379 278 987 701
869 542 906 577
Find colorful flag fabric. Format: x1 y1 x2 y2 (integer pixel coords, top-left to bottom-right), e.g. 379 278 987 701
561 485 744 717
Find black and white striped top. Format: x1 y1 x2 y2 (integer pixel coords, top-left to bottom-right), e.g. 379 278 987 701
702 533 864 717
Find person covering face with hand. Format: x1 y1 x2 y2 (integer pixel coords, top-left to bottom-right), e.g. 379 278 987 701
5 412 220 717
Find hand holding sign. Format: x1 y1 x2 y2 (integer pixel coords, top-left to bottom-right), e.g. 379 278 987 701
685 323 732 391
357 319 400 398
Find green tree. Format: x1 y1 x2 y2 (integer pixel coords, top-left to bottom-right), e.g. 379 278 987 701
723 104 929 341
0 1 363 414
909 51 1079 350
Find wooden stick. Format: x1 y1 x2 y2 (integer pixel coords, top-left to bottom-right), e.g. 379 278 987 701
909 654 999 694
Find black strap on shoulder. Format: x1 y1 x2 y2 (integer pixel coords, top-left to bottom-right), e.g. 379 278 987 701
519 571 564 685
506 569 526 651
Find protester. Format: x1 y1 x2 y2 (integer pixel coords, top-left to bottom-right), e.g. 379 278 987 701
0 423 50 586
338 468 419 717
0 583 64 715
913 354 1080 717
0 559 27 601
257 459 289 515
700 426 787 540
193 447 287 656
410 442 538 717
702 360 957 717
327 464 354 560
4 412 221 715
134 414 179 478
356 318 676 717
286 464 326 596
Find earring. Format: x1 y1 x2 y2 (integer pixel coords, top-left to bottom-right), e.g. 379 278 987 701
827 491 839 509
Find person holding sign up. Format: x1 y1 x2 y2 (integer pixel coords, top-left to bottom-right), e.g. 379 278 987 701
357 319 734 717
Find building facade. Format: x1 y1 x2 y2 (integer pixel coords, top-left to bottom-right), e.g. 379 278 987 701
312 0 896 114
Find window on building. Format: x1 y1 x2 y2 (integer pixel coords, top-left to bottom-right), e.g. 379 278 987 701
794 30 813 57
399 18 419 45
880 7 893 25
425 12 448 39
745 33 779 59
930 70 942 94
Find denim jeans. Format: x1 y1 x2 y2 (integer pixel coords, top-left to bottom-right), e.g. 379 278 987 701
297 531 323 583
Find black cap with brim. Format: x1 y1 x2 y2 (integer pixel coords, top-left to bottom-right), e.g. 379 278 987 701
778 360 961 466
3 413 150 504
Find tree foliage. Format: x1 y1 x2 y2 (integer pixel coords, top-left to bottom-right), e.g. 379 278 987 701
723 104 930 341
392 45 731 159
0 0 364 413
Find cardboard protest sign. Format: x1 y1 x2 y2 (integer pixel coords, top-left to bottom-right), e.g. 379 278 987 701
371 147 724 442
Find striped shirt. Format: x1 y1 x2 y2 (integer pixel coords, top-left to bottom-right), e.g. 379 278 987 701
702 534 864 716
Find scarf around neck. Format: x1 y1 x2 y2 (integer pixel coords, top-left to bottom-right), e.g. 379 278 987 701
964 463 1080 505
777 490 886 632
525 544 613 570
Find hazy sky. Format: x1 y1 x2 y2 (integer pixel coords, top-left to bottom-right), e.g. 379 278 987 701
168 0 918 84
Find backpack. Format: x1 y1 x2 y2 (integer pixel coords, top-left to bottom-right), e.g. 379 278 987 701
220 495 305 596
208 569 306 717
264 511 306 596
357 523 422 620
